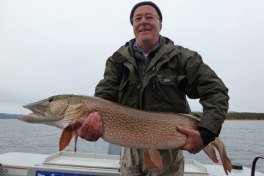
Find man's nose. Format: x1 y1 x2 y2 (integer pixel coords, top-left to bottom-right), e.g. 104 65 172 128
140 17 148 25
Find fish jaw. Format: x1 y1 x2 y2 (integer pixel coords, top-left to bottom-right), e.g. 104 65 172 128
22 95 70 117
18 95 69 126
18 113 64 123
18 96 66 124
19 95 86 129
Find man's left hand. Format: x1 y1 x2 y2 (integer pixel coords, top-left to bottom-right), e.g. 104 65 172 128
176 125 205 154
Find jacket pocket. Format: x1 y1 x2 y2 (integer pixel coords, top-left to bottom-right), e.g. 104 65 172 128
156 75 187 89
157 75 178 87
154 75 187 112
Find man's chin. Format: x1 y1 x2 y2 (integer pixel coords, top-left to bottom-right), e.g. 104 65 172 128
138 37 151 43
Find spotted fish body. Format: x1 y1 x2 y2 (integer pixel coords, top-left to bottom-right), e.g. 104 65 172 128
19 95 232 175
89 97 199 149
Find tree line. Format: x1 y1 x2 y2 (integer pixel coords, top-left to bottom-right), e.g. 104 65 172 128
192 112 264 120
225 112 264 120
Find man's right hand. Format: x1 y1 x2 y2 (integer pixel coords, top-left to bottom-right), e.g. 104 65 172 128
70 112 103 141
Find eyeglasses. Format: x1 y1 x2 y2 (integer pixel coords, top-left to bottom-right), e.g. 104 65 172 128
131 13 160 23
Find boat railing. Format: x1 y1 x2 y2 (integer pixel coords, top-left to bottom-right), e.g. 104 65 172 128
251 155 264 176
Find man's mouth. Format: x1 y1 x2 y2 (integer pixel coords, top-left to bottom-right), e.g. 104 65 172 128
139 29 151 32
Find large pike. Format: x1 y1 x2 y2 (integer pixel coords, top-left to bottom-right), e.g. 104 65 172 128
19 94 232 175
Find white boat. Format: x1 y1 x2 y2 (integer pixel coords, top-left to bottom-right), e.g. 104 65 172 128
0 144 263 176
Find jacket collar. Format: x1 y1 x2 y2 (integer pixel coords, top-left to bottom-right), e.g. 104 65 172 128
114 36 177 69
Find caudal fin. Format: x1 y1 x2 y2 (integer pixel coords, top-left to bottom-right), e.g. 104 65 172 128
210 137 232 175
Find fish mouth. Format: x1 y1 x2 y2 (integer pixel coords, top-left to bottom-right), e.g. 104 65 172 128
23 105 45 116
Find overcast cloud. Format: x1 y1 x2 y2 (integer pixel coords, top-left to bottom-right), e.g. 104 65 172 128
0 0 264 114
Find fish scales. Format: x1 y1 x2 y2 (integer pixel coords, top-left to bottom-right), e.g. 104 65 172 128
18 94 232 175
80 96 197 149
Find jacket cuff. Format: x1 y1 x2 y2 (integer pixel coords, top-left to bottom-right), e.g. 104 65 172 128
199 127 215 146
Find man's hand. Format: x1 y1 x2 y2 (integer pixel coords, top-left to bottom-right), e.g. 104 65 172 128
70 112 103 141
177 125 205 154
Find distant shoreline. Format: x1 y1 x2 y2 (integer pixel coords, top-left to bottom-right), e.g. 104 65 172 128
0 113 23 119
0 117 19 119
192 112 264 120
1 112 264 120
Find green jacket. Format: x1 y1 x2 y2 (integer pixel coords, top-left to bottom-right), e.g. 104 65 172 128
95 36 229 136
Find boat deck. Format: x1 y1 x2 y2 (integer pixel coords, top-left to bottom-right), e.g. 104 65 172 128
0 152 263 176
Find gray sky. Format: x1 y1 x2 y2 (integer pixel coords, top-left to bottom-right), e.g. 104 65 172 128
1 0 264 114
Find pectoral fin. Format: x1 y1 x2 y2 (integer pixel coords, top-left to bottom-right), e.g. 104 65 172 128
59 126 74 151
143 149 156 170
148 147 163 170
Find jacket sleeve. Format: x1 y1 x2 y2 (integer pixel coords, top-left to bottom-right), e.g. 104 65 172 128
94 56 123 102
180 49 229 136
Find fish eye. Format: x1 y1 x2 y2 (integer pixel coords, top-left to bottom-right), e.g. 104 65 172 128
47 98 53 102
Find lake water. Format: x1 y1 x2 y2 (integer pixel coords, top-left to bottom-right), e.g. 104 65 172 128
0 119 263 173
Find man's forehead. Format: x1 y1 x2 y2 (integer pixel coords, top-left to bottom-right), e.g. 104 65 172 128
133 5 158 16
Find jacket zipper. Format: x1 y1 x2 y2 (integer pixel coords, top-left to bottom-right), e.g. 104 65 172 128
138 47 177 109
145 46 176 75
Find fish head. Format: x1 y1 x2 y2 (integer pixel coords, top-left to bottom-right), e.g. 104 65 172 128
18 95 84 128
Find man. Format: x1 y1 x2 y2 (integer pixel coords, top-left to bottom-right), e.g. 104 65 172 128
71 1 229 176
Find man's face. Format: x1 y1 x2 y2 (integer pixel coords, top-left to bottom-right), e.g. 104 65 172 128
132 5 162 46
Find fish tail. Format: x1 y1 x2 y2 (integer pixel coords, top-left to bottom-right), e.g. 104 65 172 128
210 137 232 175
